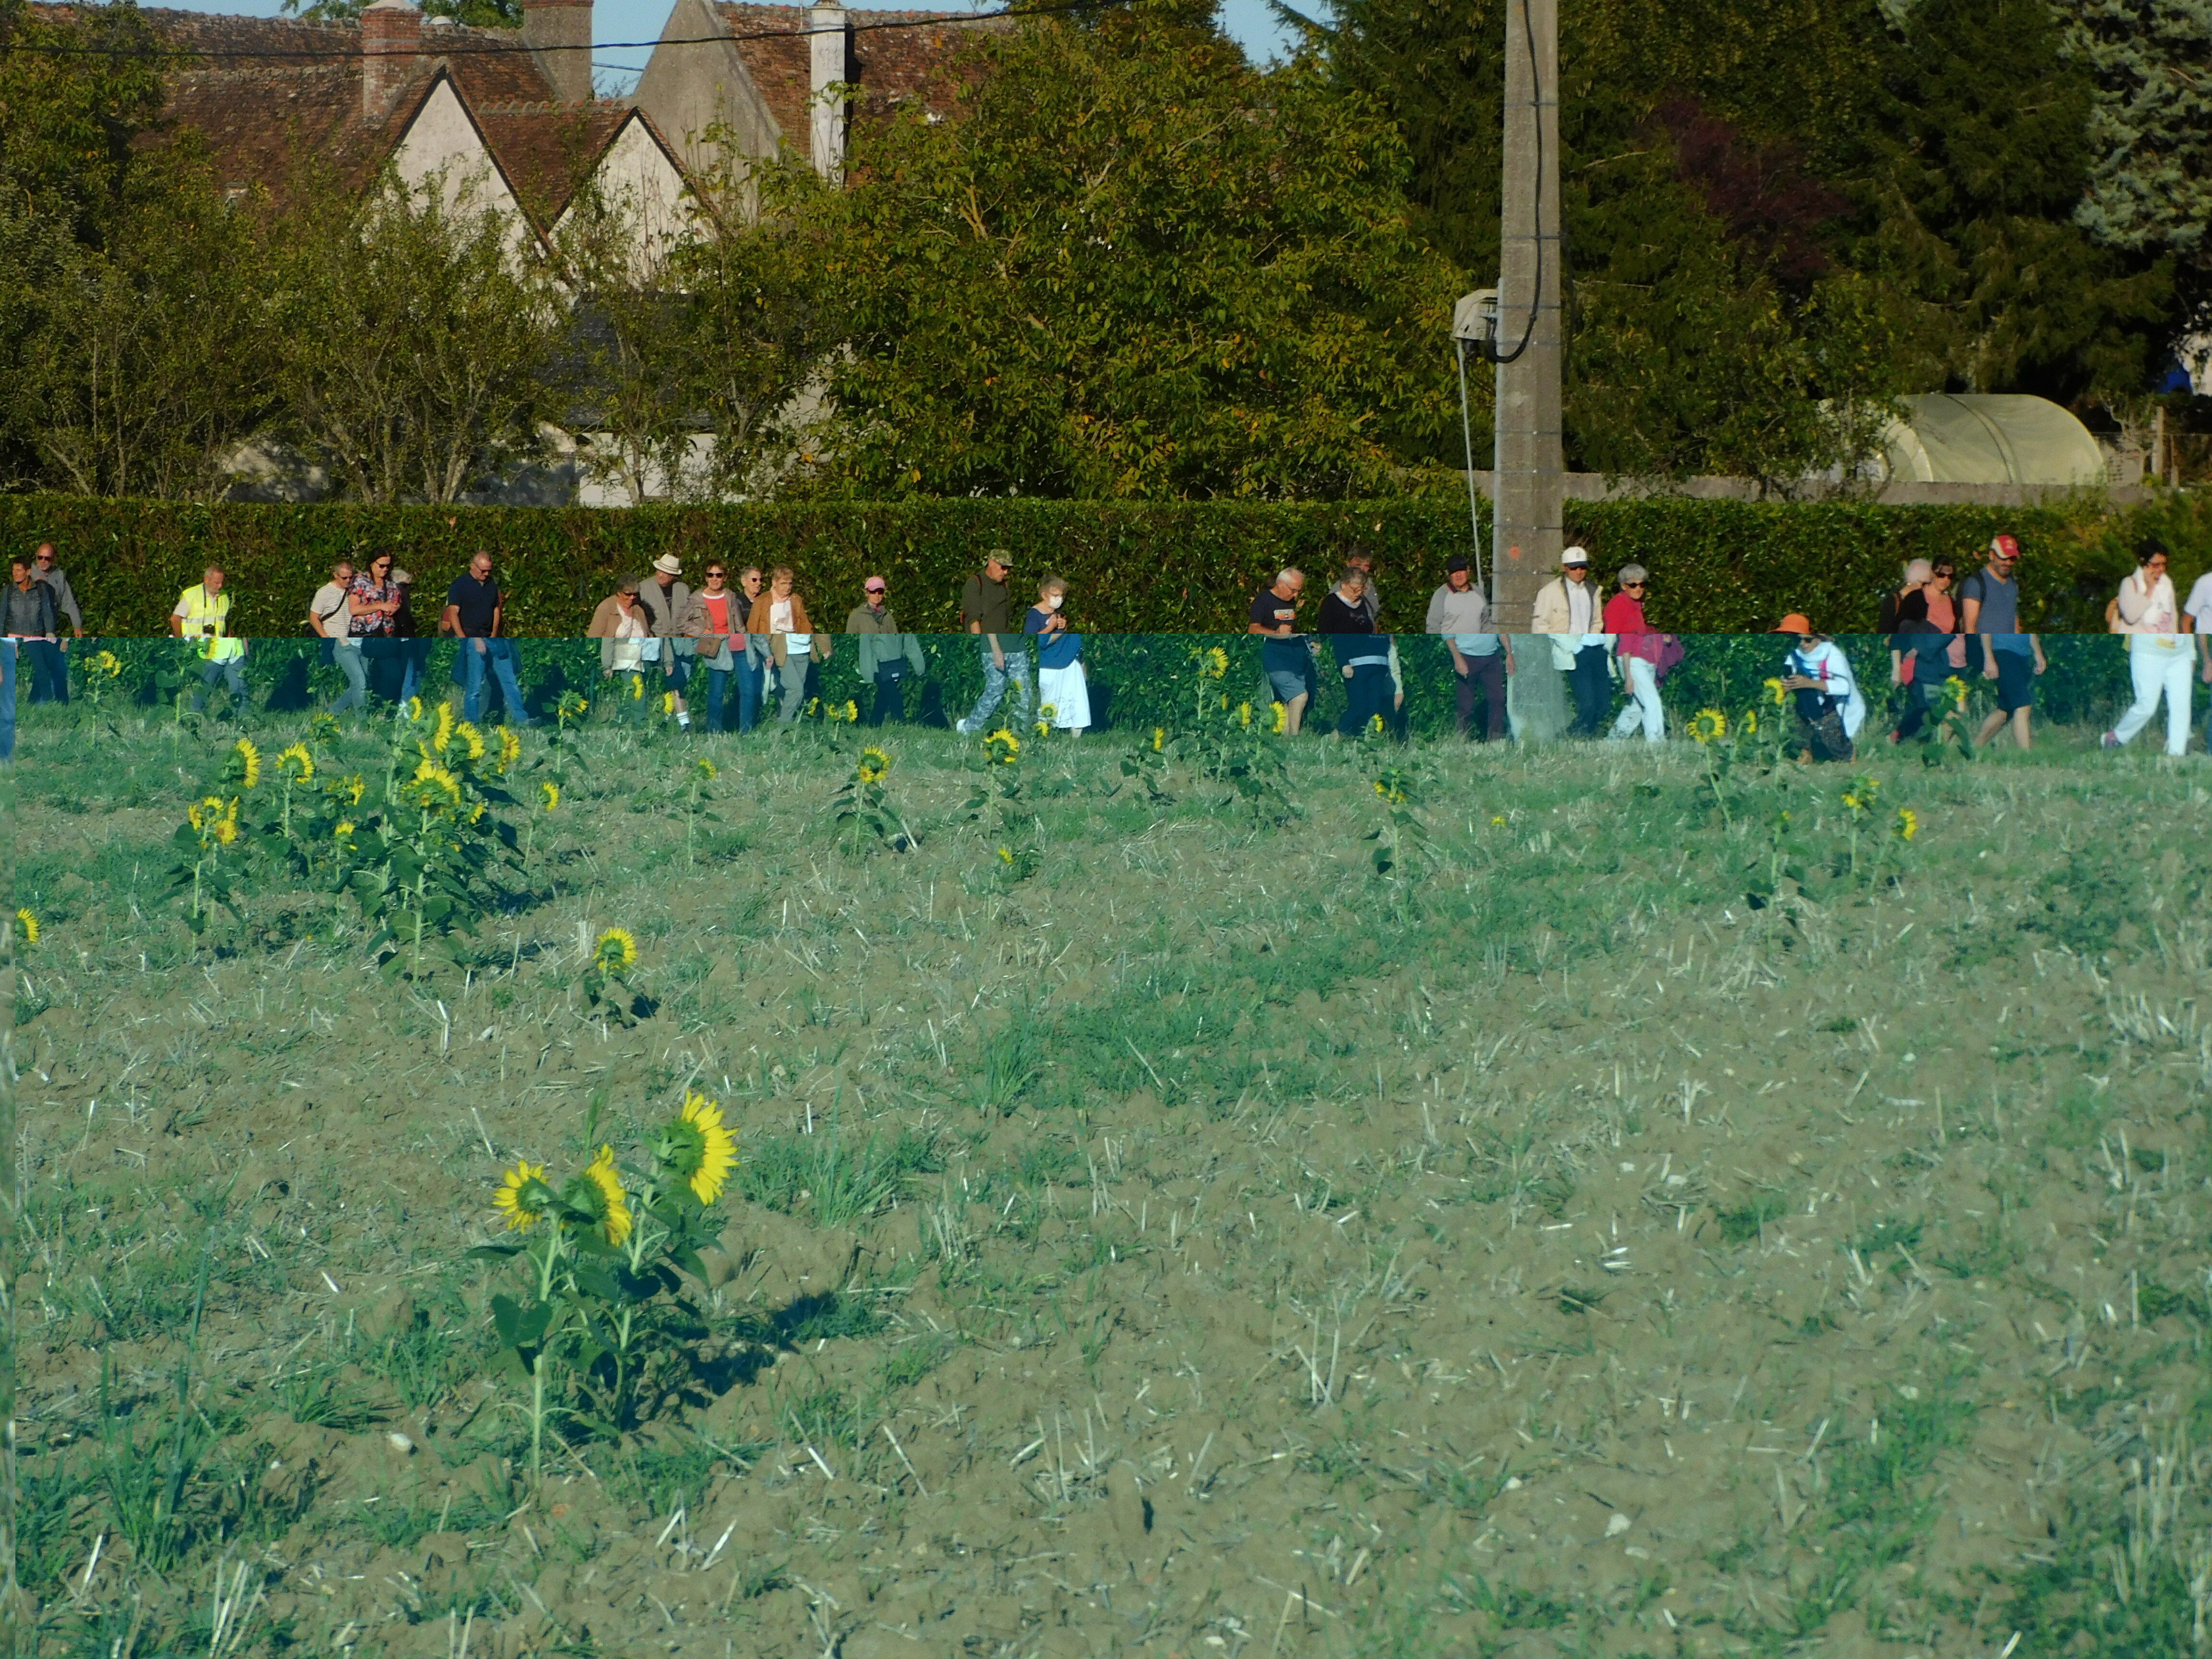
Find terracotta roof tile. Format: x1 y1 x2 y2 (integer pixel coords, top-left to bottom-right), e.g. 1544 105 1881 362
712 2 994 145
472 103 632 226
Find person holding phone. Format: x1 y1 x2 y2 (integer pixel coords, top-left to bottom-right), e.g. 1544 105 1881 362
169 565 248 710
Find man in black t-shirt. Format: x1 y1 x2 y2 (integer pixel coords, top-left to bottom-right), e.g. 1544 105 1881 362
440 552 532 726
1247 567 1311 733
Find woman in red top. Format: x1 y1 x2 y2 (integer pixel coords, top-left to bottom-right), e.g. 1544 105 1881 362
1604 564 1667 742
683 562 747 733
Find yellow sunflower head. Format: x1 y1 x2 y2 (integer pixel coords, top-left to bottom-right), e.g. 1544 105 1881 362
630 675 645 701
232 738 262 789
984 729 1021 766
1201 646 1229 679
1763 677 1788 709
541 781 561 811
998 846 1015 864
857 745 891 785
593 927 638 975
455 721 487 763
1368 714 1386 735
12 908 39 947
343 774 365 806
1270 703 1286 733
566 1146 633 1248
843 700 860 723
498 728 522 771
94 650 121 678
1237 702 1252 728
655 1091 740 1206
1490 814 1507 828
696 757 718 781
1895 807 1919 842
334 820 356 850
403 696 424 722
277 742 313 785
492 1160 555 1232
1689 709 1728 745
661 691 676 715
1152 726 1165 752
433 703 455 752
1742 709 1759 736
408 760 464 810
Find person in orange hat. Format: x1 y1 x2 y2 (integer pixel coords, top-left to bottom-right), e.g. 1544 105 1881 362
1776 615 1865 762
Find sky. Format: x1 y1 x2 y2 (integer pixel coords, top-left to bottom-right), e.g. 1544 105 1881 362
149 0 1306 93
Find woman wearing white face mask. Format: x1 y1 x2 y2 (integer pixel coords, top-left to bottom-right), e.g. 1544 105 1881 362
1025 575 1089 735
2102 539 2195 757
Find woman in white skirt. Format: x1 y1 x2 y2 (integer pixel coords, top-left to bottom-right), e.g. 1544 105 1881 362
1024 575 1089 736
2102 540 2195 757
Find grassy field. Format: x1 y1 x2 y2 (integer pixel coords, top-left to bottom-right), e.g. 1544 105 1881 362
1 697 2208 1659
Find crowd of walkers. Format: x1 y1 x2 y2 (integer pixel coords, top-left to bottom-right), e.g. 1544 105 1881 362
4 532 2210 764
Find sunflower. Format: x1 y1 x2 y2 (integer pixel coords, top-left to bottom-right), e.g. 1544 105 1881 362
1039 704 1058 724
410 760 463 807
1763 677 1788 709
1152 727 1165 752
187 795 223 833
1201 646 1229 679
469 800 488 825
1036 720 1050 736
661 692 676 715
1373 779 1407 806
454 721 487 762
1895 807 1920 842
403 696 424 722
568 1145 633 1247
12 908 38 946
1367 714 1386 735
1237 702 1252 729
1490 815 1506 828
984 729 1021 766
214 805 240 847
1688 709 1728 745
1270 703 1287 734
998 846 1015 864
334 820 356 850
277 743 314 785
433 702 456 752
233 738 262 789
657 1091 739 1205
630 676 645 701
594 927 638 974
1944 675 1970 711
856 746 891 784
93 650 121 678
498 728 522 771
541 781 561 811
1742 709 1759 736
492 1160 555 1231
696 757 718 781
341 774 366 806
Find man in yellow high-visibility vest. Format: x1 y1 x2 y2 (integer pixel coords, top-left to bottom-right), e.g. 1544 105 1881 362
169 565 249 710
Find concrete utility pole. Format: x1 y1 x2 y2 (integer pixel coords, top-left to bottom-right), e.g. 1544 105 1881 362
1493 0 1568 739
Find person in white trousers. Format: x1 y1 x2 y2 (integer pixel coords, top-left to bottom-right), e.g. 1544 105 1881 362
1603 564 1665 742
2103 541 2195 757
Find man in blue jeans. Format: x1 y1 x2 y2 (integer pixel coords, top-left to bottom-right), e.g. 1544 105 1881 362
441 552 533 727
955 551 1033 733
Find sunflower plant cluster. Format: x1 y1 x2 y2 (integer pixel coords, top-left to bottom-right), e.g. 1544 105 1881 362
1743 773 1922 907
1118 723 1176 807
1904 673 1983 767
963 728 1042 882
479 1091 740 1471
1365 765 1431 878
833 744 916 854
164 738 263 934
1165 644 1296 826
1686 685 1792 829
341 703 520 979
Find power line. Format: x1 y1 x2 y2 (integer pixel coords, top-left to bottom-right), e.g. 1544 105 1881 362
0 0 1136 62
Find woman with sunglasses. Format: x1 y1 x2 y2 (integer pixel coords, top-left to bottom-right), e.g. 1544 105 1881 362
685 563 745 733
1603 565 1665 742
348 553 404 704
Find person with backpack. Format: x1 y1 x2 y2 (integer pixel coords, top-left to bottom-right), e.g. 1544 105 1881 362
1959 534 2046 752
2102 539 2195 757
1775 614 1864 762
1602 564 1670 743
1887 589 1955 744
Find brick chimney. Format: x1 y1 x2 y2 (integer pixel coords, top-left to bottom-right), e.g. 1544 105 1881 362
523 0 593 105
807 0 849 179
361 0 423 117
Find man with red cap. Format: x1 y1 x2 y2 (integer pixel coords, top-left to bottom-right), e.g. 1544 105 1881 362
1959 534 2046 751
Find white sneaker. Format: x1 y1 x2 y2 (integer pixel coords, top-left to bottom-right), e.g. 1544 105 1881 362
955 719 974 735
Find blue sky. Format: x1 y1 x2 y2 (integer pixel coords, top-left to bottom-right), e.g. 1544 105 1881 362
153 0 1307 92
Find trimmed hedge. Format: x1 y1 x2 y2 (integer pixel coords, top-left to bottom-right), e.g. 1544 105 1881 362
58 629 2141 738
4 492 2204 637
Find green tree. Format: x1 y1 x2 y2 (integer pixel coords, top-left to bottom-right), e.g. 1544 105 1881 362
787 1 1460 500
281 0 522 29
273 172 564 503
2055 0 2212 273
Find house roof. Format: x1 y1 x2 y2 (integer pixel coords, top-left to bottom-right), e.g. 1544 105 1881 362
474 102 636 226
712 3 995 142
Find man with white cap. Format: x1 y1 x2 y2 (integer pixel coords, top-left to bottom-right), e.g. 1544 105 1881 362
1530 546 1611 737
636 552 697 730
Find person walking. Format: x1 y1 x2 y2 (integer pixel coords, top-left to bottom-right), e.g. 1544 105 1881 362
956 550 1033 734
846 574 928 726
347 553 404 702
169 565 248 710
1318 568 1392 737
441 552 532 727
685 562 747 733
1345 548 1383 626
1775 614 1865 762
2187 561 2212 754
1603 564 1665 743
746 566 830 723
28 543 81 704
389 565 431 707
589 574 652 701
2102 540 2195 757
1026 575 1089 735
1887 589 1955 743
637 553 697 732
307 558 368 715
1531 547 1610 737
5 555 60 755
1426 555 1510 741
1959 534 2045 752
1249 567 1313 734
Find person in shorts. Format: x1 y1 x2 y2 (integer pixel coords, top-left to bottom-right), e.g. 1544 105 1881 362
1248 567 1310 733
1959 534 2045 751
